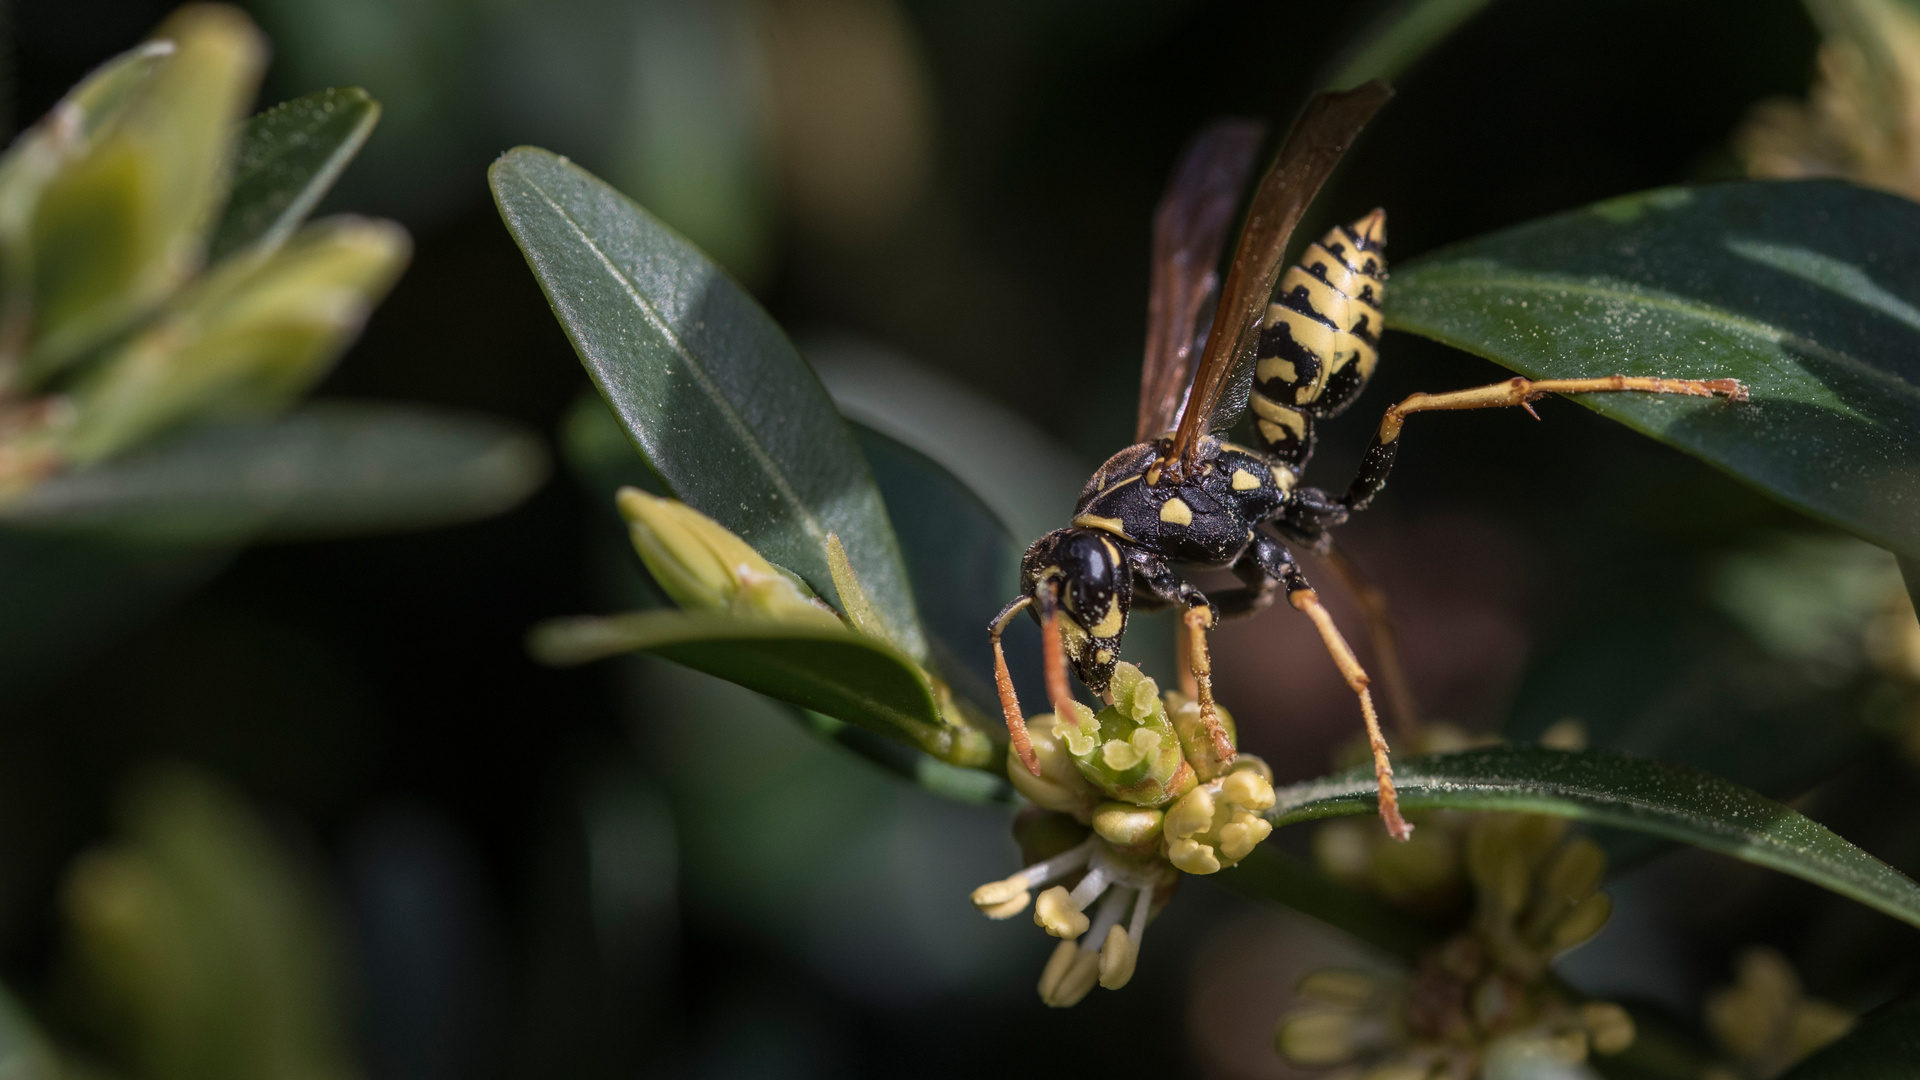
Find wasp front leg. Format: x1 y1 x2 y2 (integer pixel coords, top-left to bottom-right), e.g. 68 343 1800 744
1127 550 1235 773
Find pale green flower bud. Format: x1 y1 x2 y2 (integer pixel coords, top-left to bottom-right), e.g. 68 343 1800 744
1005 718 1099 816
1580 1002 1636 1056
1091 801 1163 849
615 488 842 630
1057 662 1189 806
1163 760 1275 874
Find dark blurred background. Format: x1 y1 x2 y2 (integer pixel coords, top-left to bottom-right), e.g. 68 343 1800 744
5 1 1851 1077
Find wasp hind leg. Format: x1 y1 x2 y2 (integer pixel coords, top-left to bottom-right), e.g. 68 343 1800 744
1211 535 1411 840
1342 374 1746 511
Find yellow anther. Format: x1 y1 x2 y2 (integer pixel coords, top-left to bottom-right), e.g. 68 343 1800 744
1097 925 1136 989
1580 1002 1636 1056
1540 838 1606 905
1166 785 1216 840
1168 836 1221 875
1034 886 1090 939
1038 944 1100 1007
1297 969 1377 1007
970 877 1027 909
1217 811 1272 863
1221 768 1275 812
1548 891 1613 953
1274 1008 1362 1066
1037 939 1080 1004
980 893 1030 919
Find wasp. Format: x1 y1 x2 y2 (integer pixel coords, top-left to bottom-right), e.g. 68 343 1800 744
988 80 1745 840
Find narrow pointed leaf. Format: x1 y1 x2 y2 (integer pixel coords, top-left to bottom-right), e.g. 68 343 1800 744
208 88 380 261
1268 746 1920 930
0 403 547 542
1780 992 1920 1079
489 147 926 660
529 610 989 766
1389 181 1920 560
1321 0 1500 89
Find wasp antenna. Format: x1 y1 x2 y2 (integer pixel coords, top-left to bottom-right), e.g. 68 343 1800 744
990 597 1041 776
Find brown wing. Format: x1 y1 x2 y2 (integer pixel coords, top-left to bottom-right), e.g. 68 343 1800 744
1167 80 1394 469
1136 119 1267 444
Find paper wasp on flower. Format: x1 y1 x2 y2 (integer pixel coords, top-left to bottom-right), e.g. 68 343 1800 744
987 80 1745 844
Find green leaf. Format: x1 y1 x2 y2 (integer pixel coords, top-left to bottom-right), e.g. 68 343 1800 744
1388 181 1920 560
529 609 990 767
1321 0 1500 89
0 402 547 543
207 88 381 262
851 424 1019 713
1268 746 1920 931
1779 992 1920 1079
489 147 926 661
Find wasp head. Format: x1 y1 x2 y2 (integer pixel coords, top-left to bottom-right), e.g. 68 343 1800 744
1020 527 1133 692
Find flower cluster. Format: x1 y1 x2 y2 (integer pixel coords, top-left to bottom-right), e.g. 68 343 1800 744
1278 812 1633 1078
1702 947 1854 1080
969 662 1276 1006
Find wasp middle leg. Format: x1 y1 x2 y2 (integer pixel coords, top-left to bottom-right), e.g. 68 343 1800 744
1341 374 1746 511
1213 535 1412 840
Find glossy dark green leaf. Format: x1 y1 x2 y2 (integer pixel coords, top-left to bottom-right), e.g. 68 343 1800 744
529 610 990 766
489 147 925 660
1321 0 1499 89
208 88 380 261
1389 181 1920 560
1268 746 1920 930
0 402 547 543
852 425 1018 713
1779 992 1920 1080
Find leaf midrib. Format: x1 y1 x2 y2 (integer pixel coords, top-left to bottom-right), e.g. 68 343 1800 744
510 164 834 559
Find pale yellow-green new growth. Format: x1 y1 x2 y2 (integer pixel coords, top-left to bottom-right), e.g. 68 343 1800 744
616 486 843 630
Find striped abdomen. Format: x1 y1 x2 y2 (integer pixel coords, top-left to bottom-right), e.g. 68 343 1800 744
1247 210 1387 471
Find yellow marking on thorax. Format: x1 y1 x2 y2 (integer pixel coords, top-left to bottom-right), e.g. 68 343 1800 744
1271 465 1297 491
1073 513 1131 539
1231 468 1260 490
1159 497 1192 526
1099 473 1141 496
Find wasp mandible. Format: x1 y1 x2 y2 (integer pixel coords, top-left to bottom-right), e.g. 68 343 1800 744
989 81 1745 840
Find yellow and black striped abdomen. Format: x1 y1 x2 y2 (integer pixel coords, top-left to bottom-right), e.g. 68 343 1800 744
1247 210 1387 470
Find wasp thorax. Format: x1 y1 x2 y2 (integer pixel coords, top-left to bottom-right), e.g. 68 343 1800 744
1020 527 1133 690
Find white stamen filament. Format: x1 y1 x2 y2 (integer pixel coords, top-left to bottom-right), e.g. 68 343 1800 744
1022 836 1097 890
1079 885 1131 953
1068 863 1111 910
1127 885 1151 946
